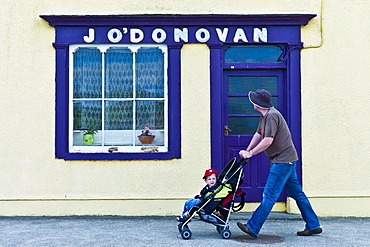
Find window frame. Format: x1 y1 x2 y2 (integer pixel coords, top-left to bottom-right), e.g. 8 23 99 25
54 42 181 160
69 44 169 154
50 42 182 161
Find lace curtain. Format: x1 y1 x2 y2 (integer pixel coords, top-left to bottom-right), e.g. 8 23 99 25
73 46 165 141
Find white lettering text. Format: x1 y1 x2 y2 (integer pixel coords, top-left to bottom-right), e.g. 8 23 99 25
83 28 95 43
84 27 269 44
195 28 210 43
152 28 167 43
253 28 267 42
233 28 248 43
107 28 123 43
130 28 144 43
216 28 229 42
174 28 188 43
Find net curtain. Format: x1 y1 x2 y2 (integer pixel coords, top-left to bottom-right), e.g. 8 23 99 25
73 47 165 136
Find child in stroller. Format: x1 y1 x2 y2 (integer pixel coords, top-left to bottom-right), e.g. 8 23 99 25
177 158 248 240
176 168 221 222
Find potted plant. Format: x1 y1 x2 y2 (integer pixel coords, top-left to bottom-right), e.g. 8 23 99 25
83 127 98 145
137 125 156 144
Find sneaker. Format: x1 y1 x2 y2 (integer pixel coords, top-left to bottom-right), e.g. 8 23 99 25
176 216 189 222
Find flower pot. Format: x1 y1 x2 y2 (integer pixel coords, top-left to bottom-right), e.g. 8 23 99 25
138 135 156 144
83 134 95 145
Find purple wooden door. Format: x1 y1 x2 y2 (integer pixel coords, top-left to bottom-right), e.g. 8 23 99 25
222 70 287 202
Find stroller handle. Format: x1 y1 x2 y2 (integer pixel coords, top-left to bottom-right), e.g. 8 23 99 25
238 158 249 167
218 157 250 184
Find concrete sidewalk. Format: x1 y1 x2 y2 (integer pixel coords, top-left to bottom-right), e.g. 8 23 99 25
0 212 368 246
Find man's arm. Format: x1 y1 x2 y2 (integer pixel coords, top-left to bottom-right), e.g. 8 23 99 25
246 132 262 151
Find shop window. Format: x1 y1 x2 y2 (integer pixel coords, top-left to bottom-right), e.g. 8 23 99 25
50 39 181 160
70 44 168 153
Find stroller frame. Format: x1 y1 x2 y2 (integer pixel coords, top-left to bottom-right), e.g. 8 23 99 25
178 158 248 240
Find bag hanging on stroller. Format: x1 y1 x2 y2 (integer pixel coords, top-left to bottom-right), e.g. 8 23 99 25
178 158 249 240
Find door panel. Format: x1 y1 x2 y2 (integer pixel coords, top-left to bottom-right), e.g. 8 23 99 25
223 70 286 202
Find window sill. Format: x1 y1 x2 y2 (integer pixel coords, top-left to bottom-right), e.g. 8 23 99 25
69 146 168 153
57 151 179 161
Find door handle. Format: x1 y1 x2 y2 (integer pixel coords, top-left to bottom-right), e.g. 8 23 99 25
224 125 232 136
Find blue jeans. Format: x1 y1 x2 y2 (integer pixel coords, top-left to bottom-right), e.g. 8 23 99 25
182 199 201 216
246 162 321 236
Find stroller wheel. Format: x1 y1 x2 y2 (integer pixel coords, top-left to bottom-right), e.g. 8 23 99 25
221 229 231 239
181 229 192 240
178 223 188 232
216 226 223 233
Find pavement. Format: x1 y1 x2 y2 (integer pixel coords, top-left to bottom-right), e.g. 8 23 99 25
0 212 369 247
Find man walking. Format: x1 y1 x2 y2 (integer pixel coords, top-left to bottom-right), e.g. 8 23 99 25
237 89 322 238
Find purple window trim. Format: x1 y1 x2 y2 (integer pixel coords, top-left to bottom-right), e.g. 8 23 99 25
53 42 182 161
41 14 316 161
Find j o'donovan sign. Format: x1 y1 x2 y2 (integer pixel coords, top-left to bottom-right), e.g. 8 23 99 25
41 14 316 45
82 27 268 44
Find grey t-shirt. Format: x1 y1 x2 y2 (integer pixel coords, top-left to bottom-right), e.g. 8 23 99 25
257 107 298 163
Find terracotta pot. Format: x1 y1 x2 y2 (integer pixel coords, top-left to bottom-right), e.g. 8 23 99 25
138 135 156 144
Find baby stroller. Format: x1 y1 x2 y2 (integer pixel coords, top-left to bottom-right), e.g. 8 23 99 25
178 158 249 240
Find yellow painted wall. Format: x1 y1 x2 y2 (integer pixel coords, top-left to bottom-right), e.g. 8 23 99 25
299 0 370 216
0 0 369 216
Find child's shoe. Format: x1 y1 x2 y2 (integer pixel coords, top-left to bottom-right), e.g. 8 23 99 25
176 215 189 222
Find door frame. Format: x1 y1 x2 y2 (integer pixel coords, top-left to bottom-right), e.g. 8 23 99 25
210 43 303 186
222 69 287 202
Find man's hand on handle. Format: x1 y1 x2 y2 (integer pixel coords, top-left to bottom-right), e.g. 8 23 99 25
239 150 253 159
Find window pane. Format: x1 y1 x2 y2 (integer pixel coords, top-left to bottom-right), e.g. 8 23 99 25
105 48 133 98
73 100 102 146
104 100 133 130
73 48 102 98
135 100 164 146
73 100 102 130
229 96 279 115
228 117 259 135
229 97 255 115
136 100 164 130
225 46 283 63
228 76 278 95
136 48 164 98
